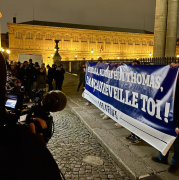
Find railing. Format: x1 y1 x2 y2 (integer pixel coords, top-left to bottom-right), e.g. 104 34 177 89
61 57 179 75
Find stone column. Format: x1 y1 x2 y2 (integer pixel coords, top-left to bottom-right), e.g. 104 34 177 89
165 0 179 57
153 0 168 58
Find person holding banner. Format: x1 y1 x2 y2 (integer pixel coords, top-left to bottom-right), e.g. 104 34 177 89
152 63 179 173
83 66 91 106
125 60 142 144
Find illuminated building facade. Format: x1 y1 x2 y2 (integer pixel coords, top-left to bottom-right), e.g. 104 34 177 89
8 20 155 65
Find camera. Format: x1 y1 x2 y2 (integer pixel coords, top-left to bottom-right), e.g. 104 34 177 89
5 88 67 143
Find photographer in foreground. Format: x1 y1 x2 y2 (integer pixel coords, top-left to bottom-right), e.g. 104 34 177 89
0 53 62 180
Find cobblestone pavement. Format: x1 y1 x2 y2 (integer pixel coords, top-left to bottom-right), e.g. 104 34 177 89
47 106 130 180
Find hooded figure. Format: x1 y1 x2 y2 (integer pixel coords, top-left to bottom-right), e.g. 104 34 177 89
0 53 62 180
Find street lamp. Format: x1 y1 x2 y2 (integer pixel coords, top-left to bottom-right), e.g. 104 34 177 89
6 49 10 54
137 57 139 60
1 47 4 52
177 55 179 58
149 52 152 57
54 48 57 52
91 49 93 54
97 56 99 59
51 53 54 57
117 56 120 59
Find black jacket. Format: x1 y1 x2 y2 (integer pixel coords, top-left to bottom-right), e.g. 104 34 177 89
55 70 63 82
61 68 65 80
47 68 54 80
18 67 25 81
0 125 62 180
174 82 179 128
32 69 39 82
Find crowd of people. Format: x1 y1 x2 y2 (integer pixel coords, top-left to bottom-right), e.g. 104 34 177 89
6 59 65 102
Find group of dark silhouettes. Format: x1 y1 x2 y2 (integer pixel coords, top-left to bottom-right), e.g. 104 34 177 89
6 59 65 102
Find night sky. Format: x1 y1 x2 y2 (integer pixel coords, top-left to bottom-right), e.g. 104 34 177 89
0 0 171 35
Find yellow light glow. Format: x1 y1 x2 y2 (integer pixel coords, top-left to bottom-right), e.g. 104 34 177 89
91 49 93 53
75 55 77 58
51 54 54 57
149 52 152 57
6 50 10 54
117 57 120 59
177 55 179 58
137 57 139 60
54 48 57 51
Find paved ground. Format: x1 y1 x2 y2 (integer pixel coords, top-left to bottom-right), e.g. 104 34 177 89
47 74 129 179
52 73 179 180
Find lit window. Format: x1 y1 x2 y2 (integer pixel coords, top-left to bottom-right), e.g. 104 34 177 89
15 32 22 39
98 37 103 43
113 38 118 44
36 33 42 40
106 38 111 44
90 37 95 43
135 39 140 45
128 39 133 45
149 41 153 46
81 36 87 42
26 32 33 39
64 35 70 41
142 40 146 45
46 33 52 40
121 39 125 44
73 36 78 42
55 34 61 41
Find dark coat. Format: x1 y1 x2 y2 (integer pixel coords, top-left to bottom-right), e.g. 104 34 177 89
32 69 39 82
61 68 65 80
10 68 18 78
18 67 25 82
174 82 179 128
37 72 47 89
83 72 86 88
47 68 54 80
55 70 63 83
0 126 62 180
78 67 84 82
